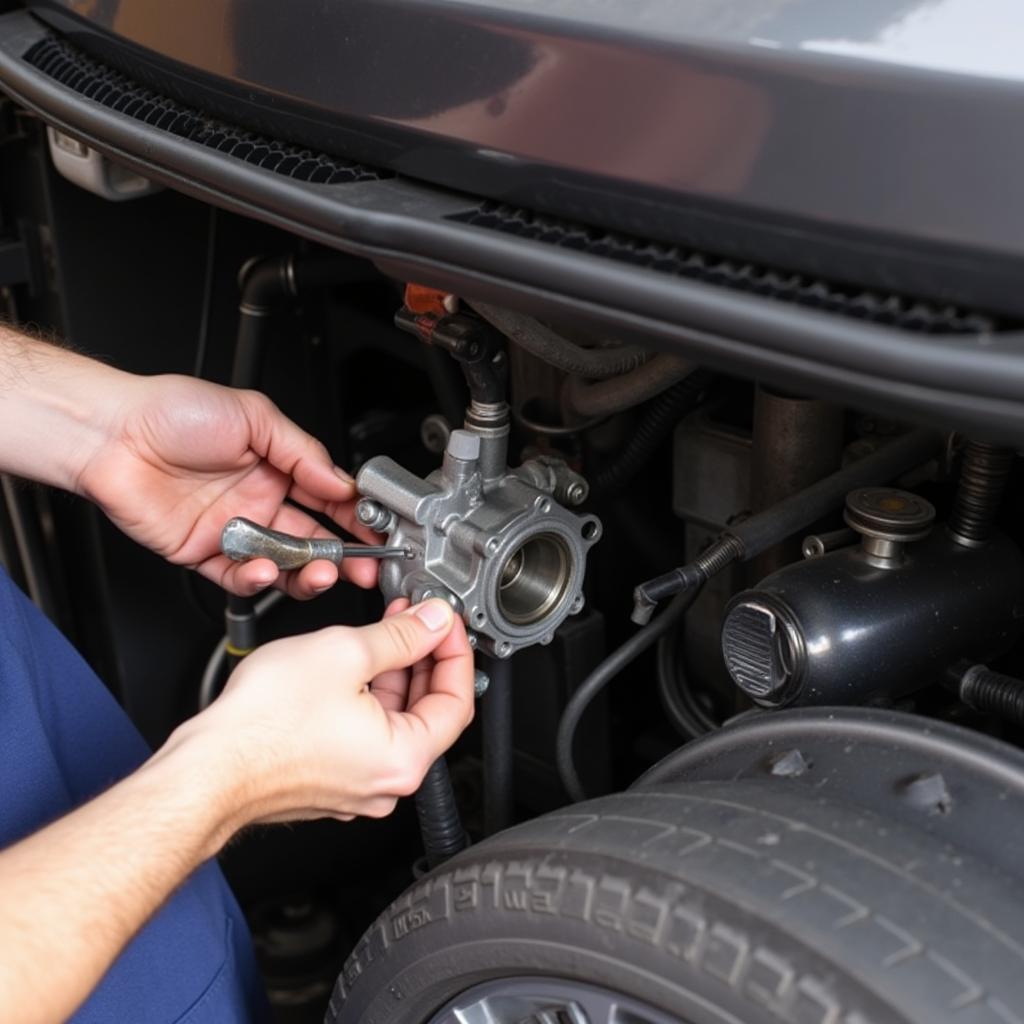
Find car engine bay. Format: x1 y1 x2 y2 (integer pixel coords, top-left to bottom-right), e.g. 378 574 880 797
4 5 1024 1021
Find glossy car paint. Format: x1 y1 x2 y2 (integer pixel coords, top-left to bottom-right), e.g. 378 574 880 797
24 0 1024 280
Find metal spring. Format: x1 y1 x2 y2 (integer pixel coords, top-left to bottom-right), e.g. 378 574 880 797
695 534 745 578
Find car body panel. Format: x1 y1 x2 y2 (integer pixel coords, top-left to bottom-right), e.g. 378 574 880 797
23 0 1024 306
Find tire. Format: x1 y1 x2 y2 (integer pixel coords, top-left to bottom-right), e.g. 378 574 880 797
327 780 1024 1024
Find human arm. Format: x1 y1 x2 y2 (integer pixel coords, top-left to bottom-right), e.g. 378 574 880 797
0 598 473 1024
0 323 376 596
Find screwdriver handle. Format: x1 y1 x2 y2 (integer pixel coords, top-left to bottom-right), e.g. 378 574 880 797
221 517 345 570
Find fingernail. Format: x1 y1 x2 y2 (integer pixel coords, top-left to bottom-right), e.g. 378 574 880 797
413 599 452 632
334 466 355 484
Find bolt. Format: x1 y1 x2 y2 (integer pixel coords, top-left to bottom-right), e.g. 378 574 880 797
474 670 490 697
768 749 811 778
355 498 392 532
419 586 463 615
565 482 587 506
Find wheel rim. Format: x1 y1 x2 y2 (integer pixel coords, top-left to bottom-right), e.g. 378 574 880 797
427 975 685 1024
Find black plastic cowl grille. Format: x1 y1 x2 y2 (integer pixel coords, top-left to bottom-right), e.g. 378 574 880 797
23 35 389 186
453 202 1001 335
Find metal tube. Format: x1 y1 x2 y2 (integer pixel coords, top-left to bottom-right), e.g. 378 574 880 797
632 429 941 622
733 429 940 560
749 386 844 576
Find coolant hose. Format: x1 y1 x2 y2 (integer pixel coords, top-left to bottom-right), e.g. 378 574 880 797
590 371 711 496
231 253 366 387
414 758 469 869
472 301 647 378
563 352 694 418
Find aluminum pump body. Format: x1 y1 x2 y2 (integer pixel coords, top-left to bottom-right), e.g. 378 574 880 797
355 415 601 659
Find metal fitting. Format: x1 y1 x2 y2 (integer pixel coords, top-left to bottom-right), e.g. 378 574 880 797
356 421 601 659
355 498 394 533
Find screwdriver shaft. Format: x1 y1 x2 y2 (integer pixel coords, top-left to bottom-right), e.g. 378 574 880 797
221 516 411 570
343 545 412 559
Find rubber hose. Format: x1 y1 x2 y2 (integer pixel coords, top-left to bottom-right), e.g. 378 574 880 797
232 253 365 388
226 253 363 662
414 758 469 869
632 428 940 621
556 586 702 803
564 353 694 418
655 632 716 740
472 301 647 378
482 657 515 835
590 372 711 497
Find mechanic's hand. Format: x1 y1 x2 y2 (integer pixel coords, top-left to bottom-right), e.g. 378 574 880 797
180 598 474 824
76 374 377 598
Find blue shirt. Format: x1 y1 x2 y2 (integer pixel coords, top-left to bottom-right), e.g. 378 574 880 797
0 567 269 1023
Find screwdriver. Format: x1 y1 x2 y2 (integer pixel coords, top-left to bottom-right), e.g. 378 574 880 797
221 516 412 570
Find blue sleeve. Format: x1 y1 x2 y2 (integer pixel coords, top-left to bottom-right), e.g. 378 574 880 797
0 568 269 1023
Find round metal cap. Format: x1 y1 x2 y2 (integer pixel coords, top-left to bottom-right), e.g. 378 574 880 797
844 487 935 543
721 598 802 706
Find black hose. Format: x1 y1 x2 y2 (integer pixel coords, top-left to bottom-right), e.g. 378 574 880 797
231 253 365 389
563 353 693 418
633 428 942 621
223 253 370 681
556 586 702 803
590 372 711 497
654 631 716 740
227 258 298 668
472 301 647 378
732 428 940 558
425 345 469 429
482 657 514 835
414 758 469 869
